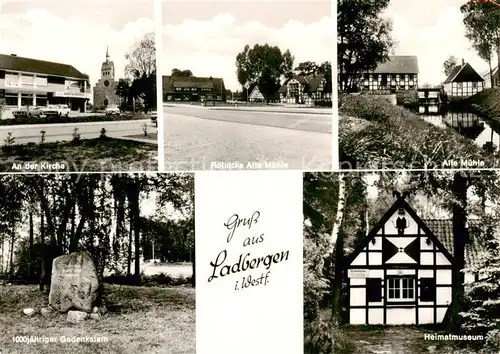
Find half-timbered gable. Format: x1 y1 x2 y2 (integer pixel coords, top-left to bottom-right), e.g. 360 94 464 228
278 74 331 105
443 60 484 98
248 85 264 102
344 194 453 325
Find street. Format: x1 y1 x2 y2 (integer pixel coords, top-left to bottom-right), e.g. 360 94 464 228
164 104 332 170
0 119 156 145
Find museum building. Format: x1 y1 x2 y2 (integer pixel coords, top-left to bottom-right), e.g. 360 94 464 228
343 192 484 326
0 53 91 112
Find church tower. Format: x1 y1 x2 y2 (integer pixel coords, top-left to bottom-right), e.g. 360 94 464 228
93 46 120 109
101 46 115 80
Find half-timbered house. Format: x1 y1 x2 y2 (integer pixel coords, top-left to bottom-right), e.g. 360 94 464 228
360 55 419 92
278 74 331 105
248 85 265 102
343 193 483 325
443 59 484 98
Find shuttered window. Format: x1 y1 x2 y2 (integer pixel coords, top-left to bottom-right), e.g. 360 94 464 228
366 278 382 302
420 278 436 302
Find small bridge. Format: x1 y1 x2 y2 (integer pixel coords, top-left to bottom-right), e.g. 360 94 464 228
418 86 442 105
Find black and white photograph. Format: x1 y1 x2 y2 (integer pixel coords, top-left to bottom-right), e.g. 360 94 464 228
0 1 158 172
0 173 195 354
304 171 500 354
339 0 500 170
163 0 333 171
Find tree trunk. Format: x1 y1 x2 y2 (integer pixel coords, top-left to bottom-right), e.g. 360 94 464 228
28 210 34 280
133 190 141 284
8 222 15 282
331 174 347 323
191 245 195 287
451 172 467 333
127 213 133 277
488 58 493 89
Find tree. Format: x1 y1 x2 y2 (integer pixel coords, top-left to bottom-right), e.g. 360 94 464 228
461 1 500 87
116 79 132 111
235 43 294 101
125 33 156 112
0 98 5 120
171 69 193 77
131 71 156 112
443 56 459 76
295 61 319 75
125 32 156 78
338 0 394 92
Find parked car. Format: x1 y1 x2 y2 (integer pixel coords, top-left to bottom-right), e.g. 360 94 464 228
41 104 70 117
40 105 61 118
149 111 158 127
105 105 120 115
58 104 71 117
12 106 44 119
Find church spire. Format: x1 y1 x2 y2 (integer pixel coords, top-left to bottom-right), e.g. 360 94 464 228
106 46 110 62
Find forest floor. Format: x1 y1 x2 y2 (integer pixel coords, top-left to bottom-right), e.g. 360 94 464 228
341 325 493 354
0 284 195 354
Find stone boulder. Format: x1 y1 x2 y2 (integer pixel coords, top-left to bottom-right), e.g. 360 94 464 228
48 251 99 313
40 307 52 316
23 308 35 317
67 310 88 323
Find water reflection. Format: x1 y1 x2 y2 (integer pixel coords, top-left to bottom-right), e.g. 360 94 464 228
417 105 499 154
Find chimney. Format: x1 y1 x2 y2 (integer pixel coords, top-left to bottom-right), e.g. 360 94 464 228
462 58 465 65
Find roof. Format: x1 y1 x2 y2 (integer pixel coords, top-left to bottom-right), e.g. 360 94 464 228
480 66 498 80
370 55 419 74
444 62 484 83
344 196 454 267
344 194 486 270
0 54 88 80
278 74 330 93
424 219 482 269
162 75 226 93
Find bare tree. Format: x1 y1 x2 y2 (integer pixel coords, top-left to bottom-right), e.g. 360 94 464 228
125 32 156 78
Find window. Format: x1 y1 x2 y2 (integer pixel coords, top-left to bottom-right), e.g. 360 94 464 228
366 278 382 302
420 278 436 302
388 277 415 301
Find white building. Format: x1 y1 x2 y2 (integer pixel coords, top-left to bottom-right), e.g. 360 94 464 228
343 194 480 325
0 53 91 112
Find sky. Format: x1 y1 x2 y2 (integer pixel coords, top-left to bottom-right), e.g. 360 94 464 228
0 0 154 90
162 0 333 91
383 0 490 85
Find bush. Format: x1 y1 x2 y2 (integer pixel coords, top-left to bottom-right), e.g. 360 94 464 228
339 94 395 123
396 90 419 106
0 114 144 126
103 273 192 287
314 100 333 107
72 127 81 145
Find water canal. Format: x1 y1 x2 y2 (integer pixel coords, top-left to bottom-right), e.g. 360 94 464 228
414 105 500 153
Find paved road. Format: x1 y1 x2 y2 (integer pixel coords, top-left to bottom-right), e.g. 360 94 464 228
0 119 156 144
164 105 332 170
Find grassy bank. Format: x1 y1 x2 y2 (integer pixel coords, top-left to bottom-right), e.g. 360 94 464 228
339 94 494 169
0 284 195 354
0 114 150 126
463 88 500 119
0 137 157 172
